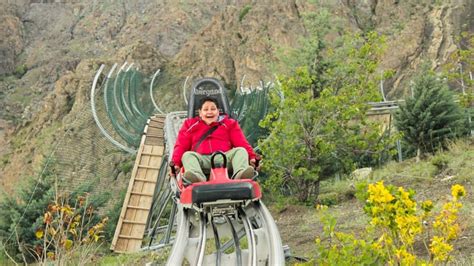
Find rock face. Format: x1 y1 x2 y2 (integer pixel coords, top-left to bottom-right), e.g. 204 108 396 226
370 0 473 97
173 2 308 86
0 4 23 75
0 0 471 193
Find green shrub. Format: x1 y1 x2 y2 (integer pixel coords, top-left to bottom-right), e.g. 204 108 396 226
431 153 449 174
354 180 369 202
13 64 27 78
104 188 126 242
319 179 357 204
239 5 252 22
317 192 339 206
0 155 9 167
119 161 133 174
0 242 8 264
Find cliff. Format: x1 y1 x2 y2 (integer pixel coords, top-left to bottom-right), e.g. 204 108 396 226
0 0 472 193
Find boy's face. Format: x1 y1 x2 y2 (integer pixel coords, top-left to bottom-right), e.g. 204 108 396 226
199 101 219 124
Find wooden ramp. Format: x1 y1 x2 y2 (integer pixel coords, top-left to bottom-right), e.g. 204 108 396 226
111 114 166 253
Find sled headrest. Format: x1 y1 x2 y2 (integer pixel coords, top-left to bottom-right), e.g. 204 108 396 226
187 78 231 118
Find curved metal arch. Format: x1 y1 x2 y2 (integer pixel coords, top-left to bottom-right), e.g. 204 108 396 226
149 69 165 114
273 74 284 101
117 65 138 127
119 68 145 131
90 64 136 154
129 70 148 119
240 74 246 94
113 62 130 122
182 76 190 106
103 63 118 121
120 64 136 120
105 62 141 145
125 63 134 72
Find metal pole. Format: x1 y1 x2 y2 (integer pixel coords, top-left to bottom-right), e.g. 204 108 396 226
460 64 473 136
470 71 473 136
459 63 466 95
380 74 386 101
396 139 403 162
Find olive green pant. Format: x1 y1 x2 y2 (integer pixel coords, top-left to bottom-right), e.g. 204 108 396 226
181 147 249 180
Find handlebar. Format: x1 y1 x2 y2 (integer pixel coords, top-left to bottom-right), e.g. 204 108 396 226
210 151 227 169
169 161 177 176
255 154 261 169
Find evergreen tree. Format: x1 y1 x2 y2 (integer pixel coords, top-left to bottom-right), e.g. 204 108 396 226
394 68 465 159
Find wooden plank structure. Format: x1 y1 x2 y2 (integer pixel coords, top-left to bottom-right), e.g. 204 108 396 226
367 101 402 133
111 114 166 253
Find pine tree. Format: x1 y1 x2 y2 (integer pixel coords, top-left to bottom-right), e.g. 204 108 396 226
0 171 55 263
395 69 464 159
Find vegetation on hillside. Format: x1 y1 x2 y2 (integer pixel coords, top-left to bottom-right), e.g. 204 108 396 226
260 7 472 203
271 139 473 265
260 10 473 264
0 163 110 264
260 10 397 202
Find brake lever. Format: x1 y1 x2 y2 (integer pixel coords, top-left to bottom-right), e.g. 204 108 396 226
255 154 261 169
169 161 177 177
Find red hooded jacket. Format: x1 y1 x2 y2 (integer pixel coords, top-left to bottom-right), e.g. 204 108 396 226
172 115 256 167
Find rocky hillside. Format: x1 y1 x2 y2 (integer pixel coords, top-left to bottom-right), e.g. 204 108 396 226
0 0 472 194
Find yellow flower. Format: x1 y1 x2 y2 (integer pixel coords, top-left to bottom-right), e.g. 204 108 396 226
60 204 74 216
395 248 416 266
368 181 394 204
395 215 421 245
430 236 453 262
447 224 460 241
64 239 73 250
451 184 466 201
371 217 381 226
421 200 433 212
371 242 381 250
397 187 416 211
316 204 328 210
35 228 44 239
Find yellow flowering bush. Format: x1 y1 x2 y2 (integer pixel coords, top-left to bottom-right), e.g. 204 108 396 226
451 184 466 200
428 185 465 263
34 193 108 264
313 182 467 265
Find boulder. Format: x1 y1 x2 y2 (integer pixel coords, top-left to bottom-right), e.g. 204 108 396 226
351 167 373 181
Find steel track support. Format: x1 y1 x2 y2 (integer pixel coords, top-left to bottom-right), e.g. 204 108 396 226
225 215 242 266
